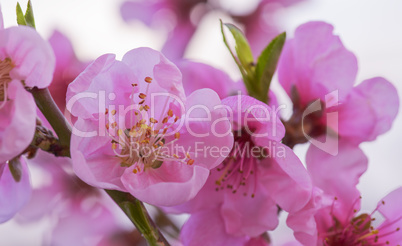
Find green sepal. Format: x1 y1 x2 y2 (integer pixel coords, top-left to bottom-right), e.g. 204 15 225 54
16 3 27 26
220 20 257 97
224 23 254 74
16 0 36 28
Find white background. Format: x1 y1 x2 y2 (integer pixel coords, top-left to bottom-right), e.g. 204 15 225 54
0 0 401 245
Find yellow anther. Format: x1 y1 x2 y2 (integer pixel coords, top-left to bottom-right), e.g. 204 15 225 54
162 117 169 124
112 142 117 150
144 105 150 111
144 77 152 83
150 118 158 123
175 132 180 139
131 83 138 87
187 159 194 165
111 109 116 115
139 93 147 99
167 109 173 117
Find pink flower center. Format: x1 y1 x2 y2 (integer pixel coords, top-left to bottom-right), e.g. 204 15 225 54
0 58 13 108
106 76 194 174
214 128 265 198
323 198 402 245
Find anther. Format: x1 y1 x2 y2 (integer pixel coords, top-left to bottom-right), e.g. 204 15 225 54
144 77 152 83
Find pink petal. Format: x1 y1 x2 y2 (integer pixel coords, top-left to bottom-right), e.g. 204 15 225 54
120 1 167 26
180 209 248 246
278 21 358 104
222 95 285 143
71 118 126 190
122 162 210 206
306 140 368 223
339 77 399 143
221 184 279 237
122 47 185 101
66 54 135 120
49 200 117 246
0 82 36 163
178 60 241 99
0 158 32 223
162 21 196 60
165 169 225 214
174 88 234 170
375 187 402 244
260 143 312 212
286 187 328 246
0 26 55 88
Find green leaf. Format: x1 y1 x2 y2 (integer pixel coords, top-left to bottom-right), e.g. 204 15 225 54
16 3 27 26
16 1 36 29
255 32 286 103
24 0 36 28
9 158 22 182
220 20 257 96
224 23 254 73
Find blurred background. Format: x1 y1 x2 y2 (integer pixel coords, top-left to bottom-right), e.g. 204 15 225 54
0 0 401 245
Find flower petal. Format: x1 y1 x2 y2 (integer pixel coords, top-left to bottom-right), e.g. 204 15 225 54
122 162 210 206
0 82 36 163
0 158 32 223
221 184 279 237
180 209 248 246
260 143 312 212
306 140 368 222
278 21 358 104
0 26 55 88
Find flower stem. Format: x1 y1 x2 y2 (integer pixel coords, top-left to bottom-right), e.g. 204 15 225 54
106 190 170 246
30 87 72 149
30 87 170 246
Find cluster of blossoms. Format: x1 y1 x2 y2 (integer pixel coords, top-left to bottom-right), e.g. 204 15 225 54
0 1 401 246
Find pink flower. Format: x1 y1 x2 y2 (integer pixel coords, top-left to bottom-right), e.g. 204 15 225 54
0 158 32 223
67 47 233 206
47 30 90 113
171 95 312 241
120 0 304 60
287 142 402 245
0 8 54 222
177 60 280 107
278 21 399 146
177 60 246 99
287 141 368 245
0 8 55 163
233 0 305 56
120 0 204 60
180 208 270 246
18 150 122 245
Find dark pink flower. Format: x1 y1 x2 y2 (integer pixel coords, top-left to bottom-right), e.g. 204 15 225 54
172 95 312 240
278 21 399 146
180 208 270 246
67 47 233 206
47 30 90 113
120 0 304 59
